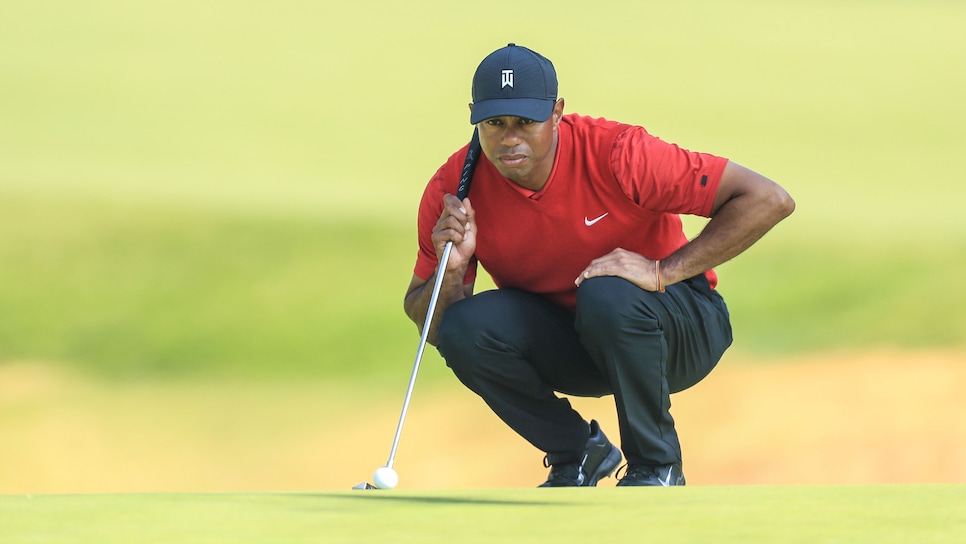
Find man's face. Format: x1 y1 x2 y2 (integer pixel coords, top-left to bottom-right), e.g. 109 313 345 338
472 99 564 191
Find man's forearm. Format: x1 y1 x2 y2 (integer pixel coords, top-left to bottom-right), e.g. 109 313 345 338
404 268 471 346
662 184 795 286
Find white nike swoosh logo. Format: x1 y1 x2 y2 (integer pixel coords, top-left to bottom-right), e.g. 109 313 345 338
661 467 674 486
584 213 609 226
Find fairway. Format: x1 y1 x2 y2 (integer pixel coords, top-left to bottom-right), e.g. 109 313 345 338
1 486 963 543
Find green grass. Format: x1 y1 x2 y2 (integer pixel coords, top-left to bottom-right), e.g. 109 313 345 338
0 195 422 381
716 233 966 355
0 486 963 543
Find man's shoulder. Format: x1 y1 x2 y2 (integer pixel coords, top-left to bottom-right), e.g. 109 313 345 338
561 113 636 144
560 113 638 159
562 113 631 131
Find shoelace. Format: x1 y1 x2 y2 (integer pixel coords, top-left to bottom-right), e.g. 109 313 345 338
543 456 582 484
616 463 659 481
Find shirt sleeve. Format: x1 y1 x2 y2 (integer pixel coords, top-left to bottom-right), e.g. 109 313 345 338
610 126 728 218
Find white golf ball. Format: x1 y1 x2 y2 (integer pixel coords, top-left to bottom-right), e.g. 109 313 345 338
373 466 398 490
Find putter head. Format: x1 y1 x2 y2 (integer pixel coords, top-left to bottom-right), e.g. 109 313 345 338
352 482 377 490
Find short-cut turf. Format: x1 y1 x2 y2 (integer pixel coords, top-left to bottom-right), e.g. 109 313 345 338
1 486 963 544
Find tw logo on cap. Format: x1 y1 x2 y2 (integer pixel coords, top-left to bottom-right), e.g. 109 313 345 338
501 69 514 88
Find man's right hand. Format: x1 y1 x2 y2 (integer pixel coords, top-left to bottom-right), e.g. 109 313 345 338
433 194 476 272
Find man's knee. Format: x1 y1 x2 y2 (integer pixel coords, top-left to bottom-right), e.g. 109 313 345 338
436 297 481 368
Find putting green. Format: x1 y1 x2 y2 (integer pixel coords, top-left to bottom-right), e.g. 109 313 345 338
1 486 962 543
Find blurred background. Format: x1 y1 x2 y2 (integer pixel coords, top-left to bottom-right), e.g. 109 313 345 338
1 0 964 492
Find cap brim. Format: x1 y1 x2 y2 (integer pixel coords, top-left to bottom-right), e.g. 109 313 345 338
470 98 555 124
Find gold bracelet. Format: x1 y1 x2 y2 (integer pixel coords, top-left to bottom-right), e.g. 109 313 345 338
656 259 665 293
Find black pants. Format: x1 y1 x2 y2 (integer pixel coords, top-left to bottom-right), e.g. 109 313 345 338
437 275 732 467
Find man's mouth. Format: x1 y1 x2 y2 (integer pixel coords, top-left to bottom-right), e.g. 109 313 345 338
500 154 528 168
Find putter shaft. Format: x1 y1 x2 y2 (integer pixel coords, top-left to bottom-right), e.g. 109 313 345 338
385 241 454 469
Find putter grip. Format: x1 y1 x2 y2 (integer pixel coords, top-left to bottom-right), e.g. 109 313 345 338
456 128 481 200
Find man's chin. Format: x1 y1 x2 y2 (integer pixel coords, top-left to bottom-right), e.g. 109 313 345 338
496 166 528 182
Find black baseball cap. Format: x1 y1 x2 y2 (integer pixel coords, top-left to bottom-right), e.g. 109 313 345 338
470 43 558 125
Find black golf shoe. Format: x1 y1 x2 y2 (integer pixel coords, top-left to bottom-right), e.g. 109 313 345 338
538 420 622 487
616 463 686 487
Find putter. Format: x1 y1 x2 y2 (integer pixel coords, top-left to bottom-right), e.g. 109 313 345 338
355 129 481 490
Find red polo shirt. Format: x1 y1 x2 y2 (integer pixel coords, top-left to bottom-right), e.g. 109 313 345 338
414 114 728 311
